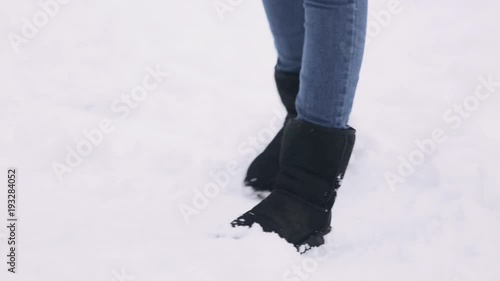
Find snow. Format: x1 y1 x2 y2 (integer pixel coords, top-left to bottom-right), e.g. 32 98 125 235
1 0 499 280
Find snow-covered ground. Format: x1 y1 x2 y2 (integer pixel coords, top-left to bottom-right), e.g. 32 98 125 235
1 0 499 280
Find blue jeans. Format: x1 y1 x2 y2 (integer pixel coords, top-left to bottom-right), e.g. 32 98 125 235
262 0 367 129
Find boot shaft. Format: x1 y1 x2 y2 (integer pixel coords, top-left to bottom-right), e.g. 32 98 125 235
275 118 356 209
275 70 300 117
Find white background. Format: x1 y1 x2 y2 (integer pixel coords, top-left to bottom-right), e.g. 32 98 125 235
0 0 499 280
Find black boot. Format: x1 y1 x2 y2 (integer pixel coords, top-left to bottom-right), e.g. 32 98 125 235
233 118 356 252
244 70 300 192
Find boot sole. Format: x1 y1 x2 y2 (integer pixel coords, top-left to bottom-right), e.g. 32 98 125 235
296 226 332 254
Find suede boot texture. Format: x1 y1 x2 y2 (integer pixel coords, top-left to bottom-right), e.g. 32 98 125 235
244 70 300 192
234 118 356 252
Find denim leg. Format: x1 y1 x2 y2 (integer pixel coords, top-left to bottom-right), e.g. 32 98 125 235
296 0 367 128
262 0 305 73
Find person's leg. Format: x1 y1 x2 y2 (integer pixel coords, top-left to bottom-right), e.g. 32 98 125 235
244 0 305 192
233 0 368 251
297 0 367 128
262 0 305 73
